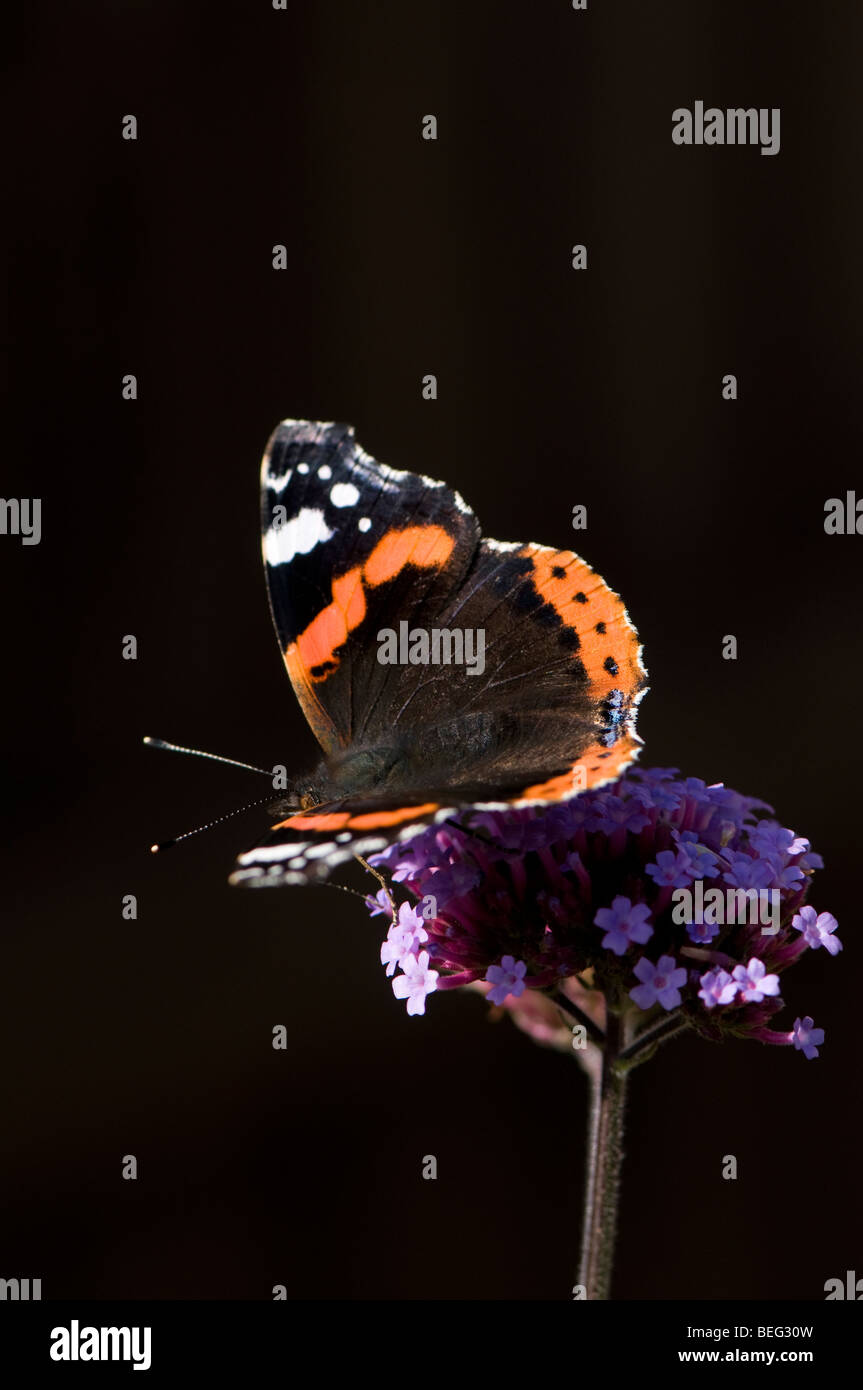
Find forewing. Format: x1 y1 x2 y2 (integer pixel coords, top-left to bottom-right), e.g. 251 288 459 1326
260 420 481 754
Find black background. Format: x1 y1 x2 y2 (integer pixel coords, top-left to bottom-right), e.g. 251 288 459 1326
2 0 861 1300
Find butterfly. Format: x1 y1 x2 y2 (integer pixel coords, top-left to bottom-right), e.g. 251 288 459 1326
229 420 647 886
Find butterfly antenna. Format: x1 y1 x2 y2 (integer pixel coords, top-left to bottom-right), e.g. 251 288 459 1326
355 854 398 925
317 881 378 903
150 795 276 854
143 736 272 777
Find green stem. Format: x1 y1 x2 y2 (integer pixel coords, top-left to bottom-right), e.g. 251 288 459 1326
577 1011 627 1300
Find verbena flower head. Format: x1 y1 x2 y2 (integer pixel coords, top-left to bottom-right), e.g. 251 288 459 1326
367 768 838 1059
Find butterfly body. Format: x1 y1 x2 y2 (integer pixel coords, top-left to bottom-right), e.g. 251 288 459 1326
231 420 648 886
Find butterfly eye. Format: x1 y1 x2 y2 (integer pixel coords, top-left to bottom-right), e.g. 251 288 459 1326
265 785 319 816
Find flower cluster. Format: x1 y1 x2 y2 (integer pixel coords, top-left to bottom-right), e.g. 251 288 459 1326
366 768 839 1058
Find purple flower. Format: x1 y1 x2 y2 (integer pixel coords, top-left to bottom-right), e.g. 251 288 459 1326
686 916 721 946
704 784 772 828
671 831 720 879
485 955 528 1006
369 830 443 880
722 854 774 890
698 968 739 1010
422 860 481 907
645 849 697 889
468 811 553 852
771 862 805 892
380 903 429 978
748 821 809 858
799 850 824 872
594 896 654 956
392 951 439 1016
732 957 781 1003
629 954 687 1011
792 1016 825 1060
362 766 835 1054
589 796 651 835
640 781 684 812
792 906 842 956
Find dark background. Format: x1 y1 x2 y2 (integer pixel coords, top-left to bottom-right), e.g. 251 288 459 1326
2 0 861 1300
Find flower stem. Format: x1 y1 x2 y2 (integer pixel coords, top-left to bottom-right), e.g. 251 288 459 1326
552 988 605 1047
577 1011 627 1300
618 1011 690 1066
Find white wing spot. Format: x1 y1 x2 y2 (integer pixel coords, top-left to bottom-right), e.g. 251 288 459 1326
238 843 302 865
302 843 338 861
263 508 334 567
358 517 372 532
266 468 292 493
297 463 310 474
318 464 332 479
330 482 360 508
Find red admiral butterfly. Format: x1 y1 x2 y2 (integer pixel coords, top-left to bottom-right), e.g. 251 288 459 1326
224 420 648 886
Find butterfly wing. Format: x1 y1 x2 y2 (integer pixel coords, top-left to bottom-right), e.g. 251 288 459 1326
230 793 456 887
239 421 648 885
381 535 648 800
260 420 481 754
